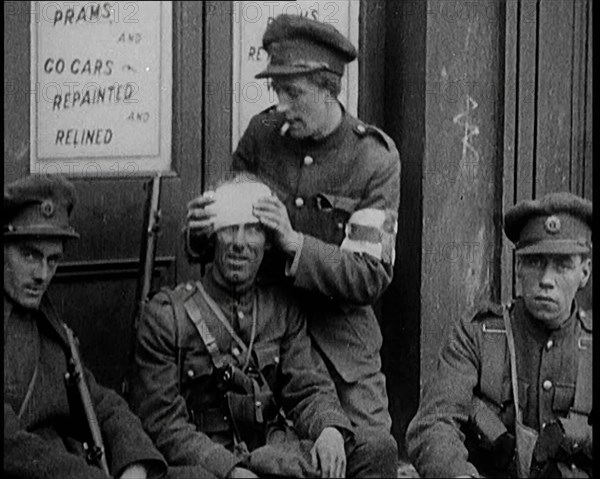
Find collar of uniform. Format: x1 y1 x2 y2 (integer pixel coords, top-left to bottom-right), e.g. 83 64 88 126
292 102 351 156
4 293 69 347
516 297 579 342
4 293 33 326
201 267 255 314
4 293 15 324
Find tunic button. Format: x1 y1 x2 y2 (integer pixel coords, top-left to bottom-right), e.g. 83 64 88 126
337 222 344 230
295 197 304 208
579 310 587 319
303 155 314 166
232 347 241 357
185 283 193 291
187 369 194 378
237 311 244 320
357 125 366 133
543 380 553 391
546 339 554 350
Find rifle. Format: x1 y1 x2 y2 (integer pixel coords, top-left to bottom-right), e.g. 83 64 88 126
122 174 162 396
64 325 111 476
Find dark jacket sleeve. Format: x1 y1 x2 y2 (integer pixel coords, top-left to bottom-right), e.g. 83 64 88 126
277 301 353 440
234 117 400 307
4 402 109 479
406 315 482 478
84 367 167 479
130 293 243 479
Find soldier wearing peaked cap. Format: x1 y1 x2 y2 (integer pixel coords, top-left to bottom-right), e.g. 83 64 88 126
187 14 401 454
3 175 207 479
407 192 593 478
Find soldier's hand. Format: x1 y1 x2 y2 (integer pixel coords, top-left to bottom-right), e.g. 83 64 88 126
186 192 216 233
310 427 346 478
253 195 302 256
228 466 258 478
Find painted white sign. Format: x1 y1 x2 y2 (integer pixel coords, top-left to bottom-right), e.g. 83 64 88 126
231 0 360 147
30 1 172 176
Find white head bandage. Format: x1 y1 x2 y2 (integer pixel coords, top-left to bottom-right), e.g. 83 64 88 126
205 180 272 232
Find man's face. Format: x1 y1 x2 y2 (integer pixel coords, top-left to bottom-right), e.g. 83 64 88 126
272 76 332 139
213 223 267 290
517 253 591 329
4 238 64 310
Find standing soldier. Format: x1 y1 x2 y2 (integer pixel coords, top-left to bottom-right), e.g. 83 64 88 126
406 192 593 478
187 14 401 445
132 176 398 479
3 175 169 479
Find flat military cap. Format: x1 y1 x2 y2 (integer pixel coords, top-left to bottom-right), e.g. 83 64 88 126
504 192 592 255
255 14 357 79
4 174 79 239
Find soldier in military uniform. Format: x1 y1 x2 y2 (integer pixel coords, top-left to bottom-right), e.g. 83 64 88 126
406 192 593 478
131 177 398 478
187 14 400 443
3 175 169 479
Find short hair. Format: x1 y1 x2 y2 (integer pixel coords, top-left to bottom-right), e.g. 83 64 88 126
305 70 342 98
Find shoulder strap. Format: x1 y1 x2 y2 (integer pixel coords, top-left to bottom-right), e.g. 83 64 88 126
183 293 227 370
192 281 257 371
503 305 522 424
572 328 592 415
479 316 507 404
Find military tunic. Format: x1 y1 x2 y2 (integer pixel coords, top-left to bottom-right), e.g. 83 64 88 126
4 294 167 479
232 105 401 431
406 298 593 478
130 271 353 479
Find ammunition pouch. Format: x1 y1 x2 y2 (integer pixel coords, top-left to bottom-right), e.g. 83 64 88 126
464 395 516 474
531 418 592 478
188 406 232 435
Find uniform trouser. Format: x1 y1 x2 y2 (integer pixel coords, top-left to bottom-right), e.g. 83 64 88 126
346 427 399 478
312 344 394 433
164 465 218 479
250 424 398 478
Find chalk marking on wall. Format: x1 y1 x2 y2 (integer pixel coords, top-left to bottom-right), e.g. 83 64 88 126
453 95 480 165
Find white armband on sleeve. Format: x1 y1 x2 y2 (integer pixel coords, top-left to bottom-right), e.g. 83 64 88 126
340 208 398 266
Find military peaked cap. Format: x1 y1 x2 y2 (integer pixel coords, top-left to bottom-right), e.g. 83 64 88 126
504 192 592 255
256 14 357 78
4 174 79 239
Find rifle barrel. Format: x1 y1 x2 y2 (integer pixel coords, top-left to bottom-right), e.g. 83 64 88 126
64 325 111 476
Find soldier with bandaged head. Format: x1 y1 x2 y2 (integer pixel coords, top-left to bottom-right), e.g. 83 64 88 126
186 14 401 453
131 175 398 478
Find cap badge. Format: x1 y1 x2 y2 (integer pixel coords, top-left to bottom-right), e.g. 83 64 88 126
40 199 55 218
544 215 561 234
